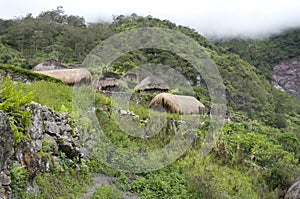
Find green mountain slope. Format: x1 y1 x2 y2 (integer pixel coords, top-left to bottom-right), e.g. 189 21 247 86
214 28 300 79
106 15 300 129
0 10 300 198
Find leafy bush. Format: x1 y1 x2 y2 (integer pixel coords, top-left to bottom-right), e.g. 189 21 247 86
10 166 29 198
0 43 25 66
0 76 33 144
116 166 192 199
32 168 92 198
212 121 299 196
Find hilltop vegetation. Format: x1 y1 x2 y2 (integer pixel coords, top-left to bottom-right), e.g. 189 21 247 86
0 7 300 198
214 28 300 79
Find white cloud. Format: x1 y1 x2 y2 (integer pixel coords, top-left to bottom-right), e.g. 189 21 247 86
0 0 300 38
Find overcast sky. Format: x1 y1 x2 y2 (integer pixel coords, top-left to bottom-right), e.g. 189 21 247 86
1 0 300 38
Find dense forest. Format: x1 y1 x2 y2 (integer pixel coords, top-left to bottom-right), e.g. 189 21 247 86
0 7 300 199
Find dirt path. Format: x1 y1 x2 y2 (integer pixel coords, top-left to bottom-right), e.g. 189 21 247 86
81 173 139 199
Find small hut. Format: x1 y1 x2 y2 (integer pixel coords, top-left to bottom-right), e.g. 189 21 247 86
123 73 139 83
33 60 67 71
134 75 169 93
92 72 124 91
35 69 92 85
149 93 205 114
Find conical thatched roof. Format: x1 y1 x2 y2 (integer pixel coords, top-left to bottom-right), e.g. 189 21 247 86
33 60 67 71
149 93 205 114
92 72 124 91
134 75 169 91
35 69 92 85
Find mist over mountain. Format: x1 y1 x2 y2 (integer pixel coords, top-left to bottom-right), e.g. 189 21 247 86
1 1 300 39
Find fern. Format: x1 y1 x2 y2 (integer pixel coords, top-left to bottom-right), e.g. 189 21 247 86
0 76 33 144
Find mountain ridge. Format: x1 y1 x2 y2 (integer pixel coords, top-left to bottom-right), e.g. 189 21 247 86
0 11 300 198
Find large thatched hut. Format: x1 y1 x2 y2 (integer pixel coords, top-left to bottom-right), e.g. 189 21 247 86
149 93 205 114
35 69 92 85
92 72 124 91
33 60 67 71
134 75 169 92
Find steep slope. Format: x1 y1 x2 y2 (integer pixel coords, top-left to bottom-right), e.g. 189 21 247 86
1 13 300 128
107 15 300 128
1 12 300 198
214 27 300 79
272 57 300 101
215 28 300 104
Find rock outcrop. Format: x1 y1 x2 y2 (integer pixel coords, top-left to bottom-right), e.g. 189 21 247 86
0 111 14 171
272 58 300 101
0 111 14 199
285 176 300 199
0 102 85 198
0 69 35 84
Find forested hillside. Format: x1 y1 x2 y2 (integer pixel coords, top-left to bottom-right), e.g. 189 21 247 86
0 6 113 67
214 28 300 105
214 28 300 79
0 7 300 199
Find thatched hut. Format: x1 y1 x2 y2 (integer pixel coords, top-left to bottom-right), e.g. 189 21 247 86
134 75 169 92
35 69 92 85
92 72 124 91
149 93 205 114
33 60 67 71
123 73 139 83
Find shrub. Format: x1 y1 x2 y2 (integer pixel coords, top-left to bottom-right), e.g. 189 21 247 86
0 76 33 144
10 166 29 198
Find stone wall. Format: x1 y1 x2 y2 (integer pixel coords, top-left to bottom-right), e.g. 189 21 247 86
0 111 14 198
0 69 35 84
0 103 85 198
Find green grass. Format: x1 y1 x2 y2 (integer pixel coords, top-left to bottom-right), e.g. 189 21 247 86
7 79 300 198
22 168 92 199
91 185 122 199
17 80 73 113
